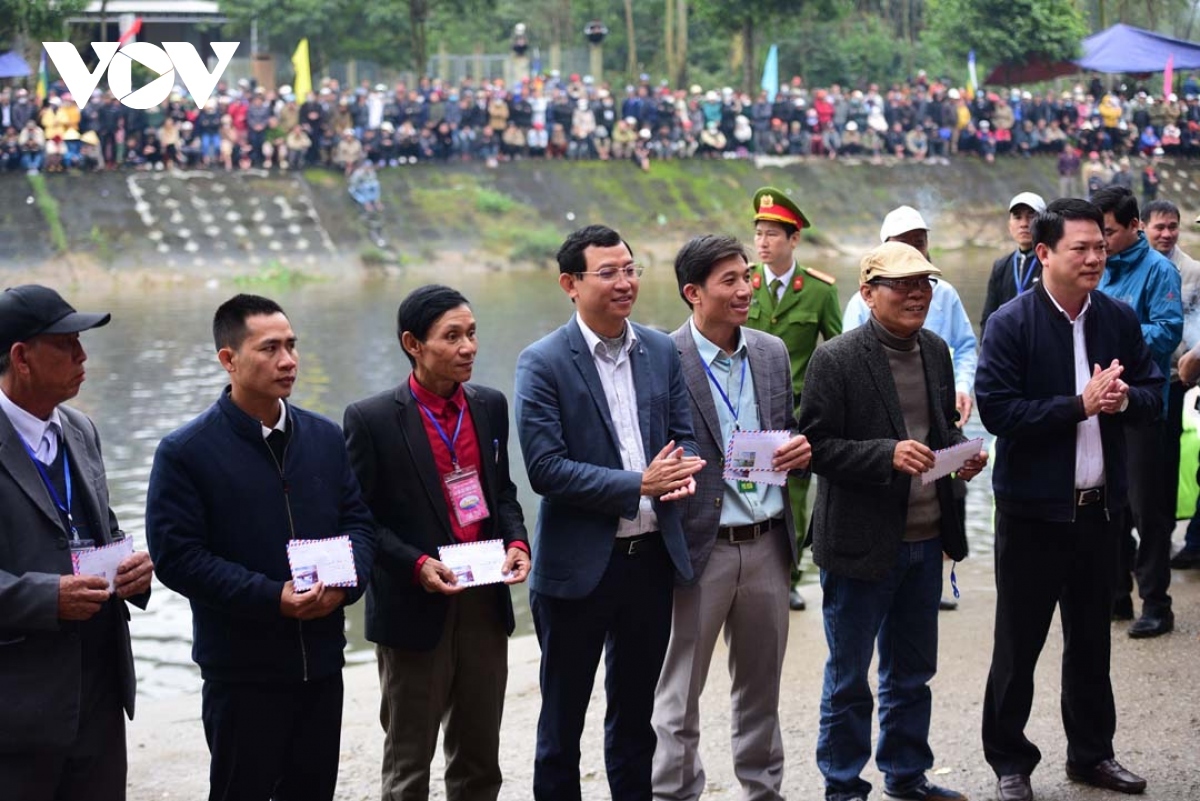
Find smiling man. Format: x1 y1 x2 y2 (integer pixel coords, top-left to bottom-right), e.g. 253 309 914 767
977 198 1161 801
515 225 704 801
799 242 986 801
652 235 810 801
146 294 376 801
343 285 529 801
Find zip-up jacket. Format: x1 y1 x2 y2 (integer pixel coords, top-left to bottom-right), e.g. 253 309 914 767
977 283 1164 522
147 389 376 683
1097 232 1182 414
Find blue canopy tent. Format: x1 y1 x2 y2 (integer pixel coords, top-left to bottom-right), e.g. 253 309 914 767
0 51 32 79
984 24 1200 86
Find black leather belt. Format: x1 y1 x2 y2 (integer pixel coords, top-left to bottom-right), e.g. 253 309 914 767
719 516 783 544
1076 486 1105 506
614 532 662 556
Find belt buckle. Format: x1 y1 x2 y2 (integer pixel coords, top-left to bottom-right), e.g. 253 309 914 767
625 537 643 556
1077 488 1101 506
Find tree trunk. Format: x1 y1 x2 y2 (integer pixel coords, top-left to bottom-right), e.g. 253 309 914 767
664 0 675 87
742 17 754 97
100 0 108 43
675 0 688 87
624 0 637 79
409 0 429 76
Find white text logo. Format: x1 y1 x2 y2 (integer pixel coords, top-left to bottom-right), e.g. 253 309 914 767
42 42 240 110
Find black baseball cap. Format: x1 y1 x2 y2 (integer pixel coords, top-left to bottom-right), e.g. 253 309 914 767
0 285 111 352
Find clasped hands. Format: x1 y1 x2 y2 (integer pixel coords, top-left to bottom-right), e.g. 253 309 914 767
1082 359 1129 416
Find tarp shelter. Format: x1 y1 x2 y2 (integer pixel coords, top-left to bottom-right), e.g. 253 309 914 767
984 23 1200 86
0 51 31 79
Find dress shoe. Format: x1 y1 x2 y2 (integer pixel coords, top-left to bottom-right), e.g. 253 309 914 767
1066 758 1147 794
1111 595 1134 621
996 774 1033 801
1128 609 1174 639
1170 547 1200 569
938 596 958 611
788 587 806 611
883 777 967 800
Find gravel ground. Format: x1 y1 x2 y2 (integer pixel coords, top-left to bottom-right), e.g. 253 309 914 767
128 544 1200 801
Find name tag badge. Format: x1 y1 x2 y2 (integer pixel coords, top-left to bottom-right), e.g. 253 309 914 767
737 479 757 493
445 468 490 527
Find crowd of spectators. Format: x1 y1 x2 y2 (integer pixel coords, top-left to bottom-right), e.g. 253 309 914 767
6 70 1200 174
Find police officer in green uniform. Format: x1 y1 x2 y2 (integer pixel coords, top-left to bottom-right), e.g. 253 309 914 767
746 186 842 610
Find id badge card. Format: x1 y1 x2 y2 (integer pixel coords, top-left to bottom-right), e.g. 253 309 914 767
445 468 490 527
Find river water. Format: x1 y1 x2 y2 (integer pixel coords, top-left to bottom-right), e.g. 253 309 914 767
60 249 996 698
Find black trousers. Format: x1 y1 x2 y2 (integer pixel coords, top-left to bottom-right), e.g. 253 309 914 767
1117 419 1175 614
202 673 344 801
982 507 1119 777
530 536 674 801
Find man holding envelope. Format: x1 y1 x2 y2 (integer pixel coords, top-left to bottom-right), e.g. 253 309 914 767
146 293 375 801
0 285 152 800
343 284 529 801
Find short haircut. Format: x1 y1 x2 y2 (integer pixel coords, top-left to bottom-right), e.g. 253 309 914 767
1090 185 1140 226
212 293 286 351
1033 198 1104 251
556 224 634 275
756 218 799 238
674 235 749 308
396 284 471 367
1143 199 1181 222
0 351 9 377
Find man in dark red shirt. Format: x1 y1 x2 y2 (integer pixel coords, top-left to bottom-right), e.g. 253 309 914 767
344 284 530 801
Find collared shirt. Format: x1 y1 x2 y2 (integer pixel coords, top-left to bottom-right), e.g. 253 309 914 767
0 387 63 463
575 315 658 537
764 262 796 302
1044 288 1105 488
843 278 978 395
259 399 288 440
410 374 483 543
688 319 784 527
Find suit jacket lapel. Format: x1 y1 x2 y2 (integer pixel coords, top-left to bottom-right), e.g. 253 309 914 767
464 385 498 509
395 384 455 541
747 333 774 429
861 329 908 440
0 409 66 533
919 332 949 449
566 318 622 455
631 333 655 460
60 415 110 544
672 325 723 448
773 268 804 318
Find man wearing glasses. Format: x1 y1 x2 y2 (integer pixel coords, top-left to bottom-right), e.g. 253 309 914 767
514 225 704 801
798 242 987 801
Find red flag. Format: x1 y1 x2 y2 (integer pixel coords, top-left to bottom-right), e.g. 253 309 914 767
118 17 142 47
1164 53 1175 98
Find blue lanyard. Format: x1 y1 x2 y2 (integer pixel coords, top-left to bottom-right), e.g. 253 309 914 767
701 353 748 430
417 400 466 468
1012 251 1036 294
20 435 77 540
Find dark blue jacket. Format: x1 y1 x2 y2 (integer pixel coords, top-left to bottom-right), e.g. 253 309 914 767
977 284 1164 522
146 389 375 683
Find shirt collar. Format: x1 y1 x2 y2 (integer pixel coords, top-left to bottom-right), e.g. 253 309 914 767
1043 285 1092 322
763 262 796 291
688 317 747 366
0 387 63 451
259 399 288 440
575 314 638 358
408 373 466 413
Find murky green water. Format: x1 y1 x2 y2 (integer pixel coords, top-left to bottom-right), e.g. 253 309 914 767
61 248 996 698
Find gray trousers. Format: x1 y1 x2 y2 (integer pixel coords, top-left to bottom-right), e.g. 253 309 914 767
651 525 791 801
377 589 508 801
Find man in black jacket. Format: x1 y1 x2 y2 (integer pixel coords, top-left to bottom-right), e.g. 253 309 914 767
344 285 529 801
976 199 1161 801
980 192 1046 335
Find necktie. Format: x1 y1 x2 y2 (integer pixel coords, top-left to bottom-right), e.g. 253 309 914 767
266 429 287 467
1016 252 1027 284
768 278 783 311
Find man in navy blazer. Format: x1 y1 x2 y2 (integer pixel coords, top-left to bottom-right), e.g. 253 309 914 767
515 224 705 801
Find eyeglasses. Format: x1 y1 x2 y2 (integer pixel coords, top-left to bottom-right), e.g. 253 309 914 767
576 264 645 282
870 276 938 293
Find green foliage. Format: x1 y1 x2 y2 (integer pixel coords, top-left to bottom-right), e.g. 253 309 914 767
27 173 67 254
475 187 515 215
509 227 562 266
791 13 953 88
232 262 324 286
0 0 88 45
926 0 1086 67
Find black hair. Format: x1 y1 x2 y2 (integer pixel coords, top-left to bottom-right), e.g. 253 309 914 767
755 218 799 239
1090 185 1140 227
0 351 9 377
1033 198 1104 251
212 294 286 351
674 235 749 308
396 284 471 367
1143 199 1181 222
556 224 634 275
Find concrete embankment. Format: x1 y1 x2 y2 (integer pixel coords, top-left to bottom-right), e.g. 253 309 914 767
127 552 1200 800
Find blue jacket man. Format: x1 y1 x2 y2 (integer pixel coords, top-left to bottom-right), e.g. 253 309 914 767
147 294 375 801
1092 186 1182 639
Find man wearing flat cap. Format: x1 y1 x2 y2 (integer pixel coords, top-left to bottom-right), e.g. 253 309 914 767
798 244 986 801
0 285 153 800
747 186 842 611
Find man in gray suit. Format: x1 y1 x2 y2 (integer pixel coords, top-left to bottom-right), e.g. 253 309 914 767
0 285 154 800
652 235 811 801
798 244 987 801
